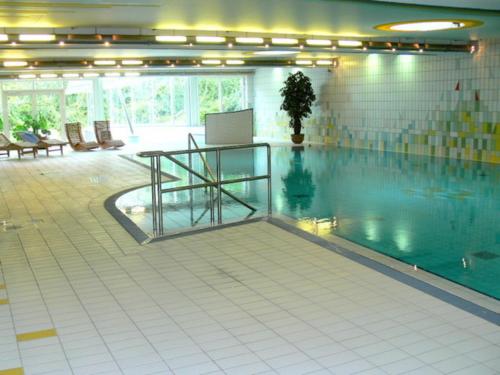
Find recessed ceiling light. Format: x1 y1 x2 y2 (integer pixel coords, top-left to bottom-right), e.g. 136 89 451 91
316 60 333 66
62 73 79 78
226 60 245 65
254 50 297 56
83 73 99 77
376 20 482 32
196 36 226 43
105 72 120 77
19 34 55 42
3 61 28 67
0 34 8 41
124 72 140 77
338 40 362 47
235 37 264 44
306 39 332 46
271 38 298 45
155 35 187 42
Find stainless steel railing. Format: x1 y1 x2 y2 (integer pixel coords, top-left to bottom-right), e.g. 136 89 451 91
137 141 272 238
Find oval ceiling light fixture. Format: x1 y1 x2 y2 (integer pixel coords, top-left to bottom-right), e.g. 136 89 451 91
40 73 58 78
19 74 36 79
0 34 8 41
201 59 222 65
235 37 264 44
19 34 55 42
196 36 226 43
94 60 116 66
3 61 28 67
295 60 313 65
226 59 245 65
375 19 482 32
271 38 298 45
338 40 362 47
306 39 332 46
122 59 143 65
155 35 187 43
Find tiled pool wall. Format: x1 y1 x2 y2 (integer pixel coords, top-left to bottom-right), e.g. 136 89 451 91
254 39 500 164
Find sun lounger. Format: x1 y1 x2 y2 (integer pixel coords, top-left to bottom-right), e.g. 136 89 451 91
0 133 38 159
17 131 68 156
65 122 99 151
94 120 125 149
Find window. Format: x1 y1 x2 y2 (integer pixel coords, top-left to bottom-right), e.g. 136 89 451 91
0 74 249 134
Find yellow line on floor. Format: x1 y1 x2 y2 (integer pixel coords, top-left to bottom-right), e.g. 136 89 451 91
0 368 24 375
0 299 8 305
16 329 57 342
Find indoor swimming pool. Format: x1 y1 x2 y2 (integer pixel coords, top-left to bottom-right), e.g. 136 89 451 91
116 145 500 300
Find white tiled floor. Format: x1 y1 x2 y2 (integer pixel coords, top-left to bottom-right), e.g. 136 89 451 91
0 151 499 375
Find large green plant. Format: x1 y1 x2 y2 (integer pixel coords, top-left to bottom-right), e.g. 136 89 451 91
10 111 53 139
280 71 316 135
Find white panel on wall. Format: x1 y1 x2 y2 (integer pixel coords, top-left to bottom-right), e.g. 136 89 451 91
205 108 253 144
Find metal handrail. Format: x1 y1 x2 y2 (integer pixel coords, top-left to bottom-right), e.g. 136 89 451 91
138 141 272 238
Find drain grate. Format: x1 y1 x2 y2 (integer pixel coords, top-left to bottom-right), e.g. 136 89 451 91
471 251 499 260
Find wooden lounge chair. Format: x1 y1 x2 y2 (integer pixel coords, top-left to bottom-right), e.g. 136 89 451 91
94 120 125 149
17 131 68 157
0 133 38 159
65 122 99 151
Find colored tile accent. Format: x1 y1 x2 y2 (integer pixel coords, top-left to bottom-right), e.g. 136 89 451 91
16 329 57 342
0 369 24 375
0 299 9 305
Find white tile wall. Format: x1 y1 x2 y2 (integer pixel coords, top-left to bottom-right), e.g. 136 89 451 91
254 39 500 163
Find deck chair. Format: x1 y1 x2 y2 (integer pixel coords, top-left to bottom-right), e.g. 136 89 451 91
0 133 38 159
65 122 99 151
17 131 68 157
94 120 125 149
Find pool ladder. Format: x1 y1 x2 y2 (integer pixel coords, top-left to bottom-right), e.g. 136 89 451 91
137 134 272 238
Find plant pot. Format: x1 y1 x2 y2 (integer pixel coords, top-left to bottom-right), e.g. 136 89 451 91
291 134 304 144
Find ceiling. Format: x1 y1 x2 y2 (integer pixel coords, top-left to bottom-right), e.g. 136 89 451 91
0 0 499 72
1 0 498 38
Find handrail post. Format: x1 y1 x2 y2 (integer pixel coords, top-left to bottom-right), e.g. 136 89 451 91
188 135 194 225
156 155 164 236
150 156 158 237
209 186 215 225
267 144 272 216
216 149 222 224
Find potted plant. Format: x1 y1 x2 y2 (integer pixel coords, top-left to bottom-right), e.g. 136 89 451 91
280 71 316 144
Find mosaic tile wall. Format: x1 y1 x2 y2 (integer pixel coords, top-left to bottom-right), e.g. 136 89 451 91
254 39 500 163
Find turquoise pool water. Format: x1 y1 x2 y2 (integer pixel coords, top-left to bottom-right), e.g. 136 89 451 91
118 146 500 299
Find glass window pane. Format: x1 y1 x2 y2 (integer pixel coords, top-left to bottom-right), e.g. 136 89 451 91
221 77 243 112
35 80 63 90
2 80 33 90
154 78 171 124
173 77 187 126
65 80 92 127
198 77 220 125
